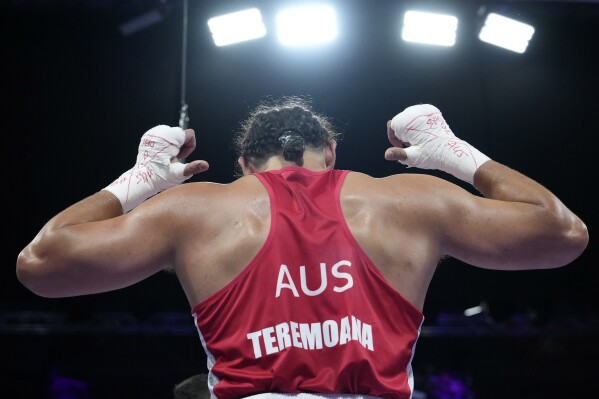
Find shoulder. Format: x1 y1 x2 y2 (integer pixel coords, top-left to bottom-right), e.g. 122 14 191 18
135 176 267 219
341 171 477 225
344 170 463 197
160 175 264 199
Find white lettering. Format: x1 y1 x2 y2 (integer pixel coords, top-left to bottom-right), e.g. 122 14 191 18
351 315 362 341
263 326 278 355
276 264 300 298
247 315 374 359
299 322 323 349
275 322 291 351
322 320 339 347
247 330 263 358
339 316 351 345
332 260 353 292
275 260 354 298
290 321 302 348
300 263 327 296
362 323 374 351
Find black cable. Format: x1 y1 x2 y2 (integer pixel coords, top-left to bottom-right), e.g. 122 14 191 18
179 0 189 130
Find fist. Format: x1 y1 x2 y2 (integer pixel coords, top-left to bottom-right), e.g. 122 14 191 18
137 125 187 166
385 104 490 183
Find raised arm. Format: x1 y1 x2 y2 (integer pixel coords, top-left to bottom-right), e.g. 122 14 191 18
16 126 208 297
386 104 588 270
463 160 587 269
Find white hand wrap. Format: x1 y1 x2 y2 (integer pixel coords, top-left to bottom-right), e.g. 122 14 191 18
390 104 490 184
103 125 191 213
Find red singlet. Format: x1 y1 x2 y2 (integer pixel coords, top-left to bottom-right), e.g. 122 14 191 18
192 167 424 399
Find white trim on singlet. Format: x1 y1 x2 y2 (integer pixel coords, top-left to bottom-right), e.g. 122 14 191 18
406 318 424 399
243 394 383 399
194 313 220 399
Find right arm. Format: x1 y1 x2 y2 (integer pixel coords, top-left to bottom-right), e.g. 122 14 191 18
386 104 588 270
438 161 587 270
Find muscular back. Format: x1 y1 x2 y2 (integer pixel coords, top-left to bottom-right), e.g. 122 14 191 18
173 171 440 311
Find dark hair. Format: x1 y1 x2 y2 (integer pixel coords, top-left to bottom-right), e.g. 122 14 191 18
173 373 209 399
234 96 340 172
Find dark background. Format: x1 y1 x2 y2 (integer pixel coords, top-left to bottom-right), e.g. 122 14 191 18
2 0 598 398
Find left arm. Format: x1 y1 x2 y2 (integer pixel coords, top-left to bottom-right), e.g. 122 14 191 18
16 126 208 297
16 191 172 297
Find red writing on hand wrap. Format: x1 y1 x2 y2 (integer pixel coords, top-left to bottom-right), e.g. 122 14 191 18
103 125 193 213
446 140 470 158
135 167 155 184
141 138 155 147
426 115 451 135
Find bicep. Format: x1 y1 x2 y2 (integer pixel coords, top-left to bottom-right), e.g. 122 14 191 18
38 201 177 297
439 188 566 270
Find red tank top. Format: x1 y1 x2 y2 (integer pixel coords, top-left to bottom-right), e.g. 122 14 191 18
192 167 424 399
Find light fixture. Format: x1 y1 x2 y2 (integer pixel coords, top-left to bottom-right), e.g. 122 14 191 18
207 8 267 47
479 13 535 54
275 4 338 47
464 301 489 317
402 10 458 47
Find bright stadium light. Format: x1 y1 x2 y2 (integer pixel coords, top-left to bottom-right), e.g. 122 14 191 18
402 10 458 47
276 4 338 46
479 13 535 54
207 8 267 47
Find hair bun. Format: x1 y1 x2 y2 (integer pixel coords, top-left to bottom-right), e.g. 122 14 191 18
279 130 305 163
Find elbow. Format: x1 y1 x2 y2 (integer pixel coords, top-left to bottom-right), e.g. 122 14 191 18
16 250 60 298
565 217 589 260
16 251 39 295
545 214 589 269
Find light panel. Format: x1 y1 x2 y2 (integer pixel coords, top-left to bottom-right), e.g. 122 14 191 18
276 5 338 46
402 10 458 47
207 8 267 47
479 13 535 54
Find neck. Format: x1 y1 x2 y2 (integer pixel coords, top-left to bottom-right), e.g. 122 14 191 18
258 152 328 173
